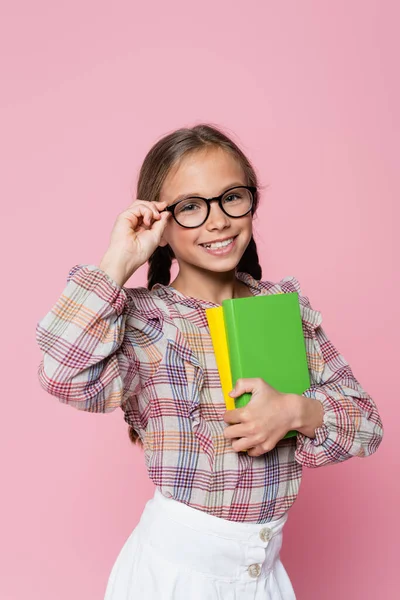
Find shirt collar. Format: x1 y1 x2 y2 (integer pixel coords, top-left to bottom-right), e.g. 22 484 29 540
152 272 265 310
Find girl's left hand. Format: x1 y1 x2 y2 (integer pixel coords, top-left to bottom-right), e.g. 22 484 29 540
223 378 296 457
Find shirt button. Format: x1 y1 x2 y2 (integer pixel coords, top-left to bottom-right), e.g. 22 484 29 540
248 563 261 578
259 527 272 542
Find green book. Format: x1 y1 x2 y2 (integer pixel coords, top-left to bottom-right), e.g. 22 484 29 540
222 292 311 439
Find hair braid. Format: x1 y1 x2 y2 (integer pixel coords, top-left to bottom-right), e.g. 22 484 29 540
128 426 140 445
147 245 175 290
237 235 262 280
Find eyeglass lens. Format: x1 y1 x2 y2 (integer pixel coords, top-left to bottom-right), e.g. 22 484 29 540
173 187 253 227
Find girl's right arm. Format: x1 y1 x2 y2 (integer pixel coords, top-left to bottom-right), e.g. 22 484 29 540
35 199 171 412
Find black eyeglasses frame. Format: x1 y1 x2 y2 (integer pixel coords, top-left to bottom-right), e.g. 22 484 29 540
163 185 257 229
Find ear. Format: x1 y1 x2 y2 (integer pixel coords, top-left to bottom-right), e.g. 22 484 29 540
158 223 170 248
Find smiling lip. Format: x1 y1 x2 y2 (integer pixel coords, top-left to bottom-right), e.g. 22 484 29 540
199 235 238 246
199 235 238 256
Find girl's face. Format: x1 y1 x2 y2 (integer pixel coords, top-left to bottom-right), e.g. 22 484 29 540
159 147 253 276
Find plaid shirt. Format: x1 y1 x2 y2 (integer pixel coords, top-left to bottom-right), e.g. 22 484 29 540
36 264 383 523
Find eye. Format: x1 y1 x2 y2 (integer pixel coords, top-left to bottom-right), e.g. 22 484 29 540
176 198 204 214
180 203 200 213
224 193 242 203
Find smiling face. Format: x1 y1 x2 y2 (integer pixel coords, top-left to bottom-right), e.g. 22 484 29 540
159 146 253 280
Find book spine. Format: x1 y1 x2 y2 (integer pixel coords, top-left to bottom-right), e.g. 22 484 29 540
222 301 252 409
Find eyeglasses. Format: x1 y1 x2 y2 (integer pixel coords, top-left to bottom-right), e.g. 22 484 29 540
163 185 256 229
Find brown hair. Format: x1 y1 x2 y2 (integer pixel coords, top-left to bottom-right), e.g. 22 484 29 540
129 123 263 445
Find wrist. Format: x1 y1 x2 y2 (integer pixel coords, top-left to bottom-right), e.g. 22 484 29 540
286 393 324 438
99 252 134 288
285 393 303 430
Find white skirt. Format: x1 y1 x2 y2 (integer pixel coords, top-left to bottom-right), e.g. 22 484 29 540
104 489 296 600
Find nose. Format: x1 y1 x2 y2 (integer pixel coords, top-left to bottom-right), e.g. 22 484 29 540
205 201 231 231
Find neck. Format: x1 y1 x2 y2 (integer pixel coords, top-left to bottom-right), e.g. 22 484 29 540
170 267 252 305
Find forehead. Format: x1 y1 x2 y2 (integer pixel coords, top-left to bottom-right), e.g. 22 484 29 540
160 147 246 202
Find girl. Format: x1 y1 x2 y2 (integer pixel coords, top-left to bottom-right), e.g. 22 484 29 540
36 124 383 599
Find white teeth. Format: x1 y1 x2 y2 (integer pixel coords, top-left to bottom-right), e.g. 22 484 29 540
203 238 234 249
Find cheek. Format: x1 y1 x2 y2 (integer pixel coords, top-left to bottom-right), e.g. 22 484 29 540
240 216 253 238
165 226 199 252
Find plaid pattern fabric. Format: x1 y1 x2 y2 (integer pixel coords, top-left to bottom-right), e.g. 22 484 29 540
36 264 383 523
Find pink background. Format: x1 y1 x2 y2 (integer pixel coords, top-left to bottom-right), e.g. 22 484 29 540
1 1 398 598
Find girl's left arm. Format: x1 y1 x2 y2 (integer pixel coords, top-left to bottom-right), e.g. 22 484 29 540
288 282 384 468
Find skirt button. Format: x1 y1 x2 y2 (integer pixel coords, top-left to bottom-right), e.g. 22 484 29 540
259 527 272 542
248 563 261 578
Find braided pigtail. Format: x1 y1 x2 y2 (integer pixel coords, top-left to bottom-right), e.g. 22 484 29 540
147 245 175 290
128 426 140 445
237 235 262 280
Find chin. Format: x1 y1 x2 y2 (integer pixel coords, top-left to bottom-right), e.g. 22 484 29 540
195 257 242 275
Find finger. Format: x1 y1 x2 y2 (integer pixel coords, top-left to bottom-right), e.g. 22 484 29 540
128 200 164 220
223 408 245 424
138 212 171 243
142 201 170 223
229 378 264 398
247 445 265 457
126 204 157 226
150 210 171 234
248 438 278 457
231 437 253 453
223 423 248 439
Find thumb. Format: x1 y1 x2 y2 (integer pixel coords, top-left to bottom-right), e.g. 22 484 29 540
151 211 171 236
228 378 260 398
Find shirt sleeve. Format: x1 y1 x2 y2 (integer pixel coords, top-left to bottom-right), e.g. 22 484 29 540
285 278 384 468
35 264 137 413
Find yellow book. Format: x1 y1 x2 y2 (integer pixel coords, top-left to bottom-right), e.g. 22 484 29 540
206 306 235 410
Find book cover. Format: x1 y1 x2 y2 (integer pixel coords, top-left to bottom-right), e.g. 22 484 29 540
205 306 235 410
222 291 311 439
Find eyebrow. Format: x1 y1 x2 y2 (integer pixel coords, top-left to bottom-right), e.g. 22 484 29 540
173 182 247 203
